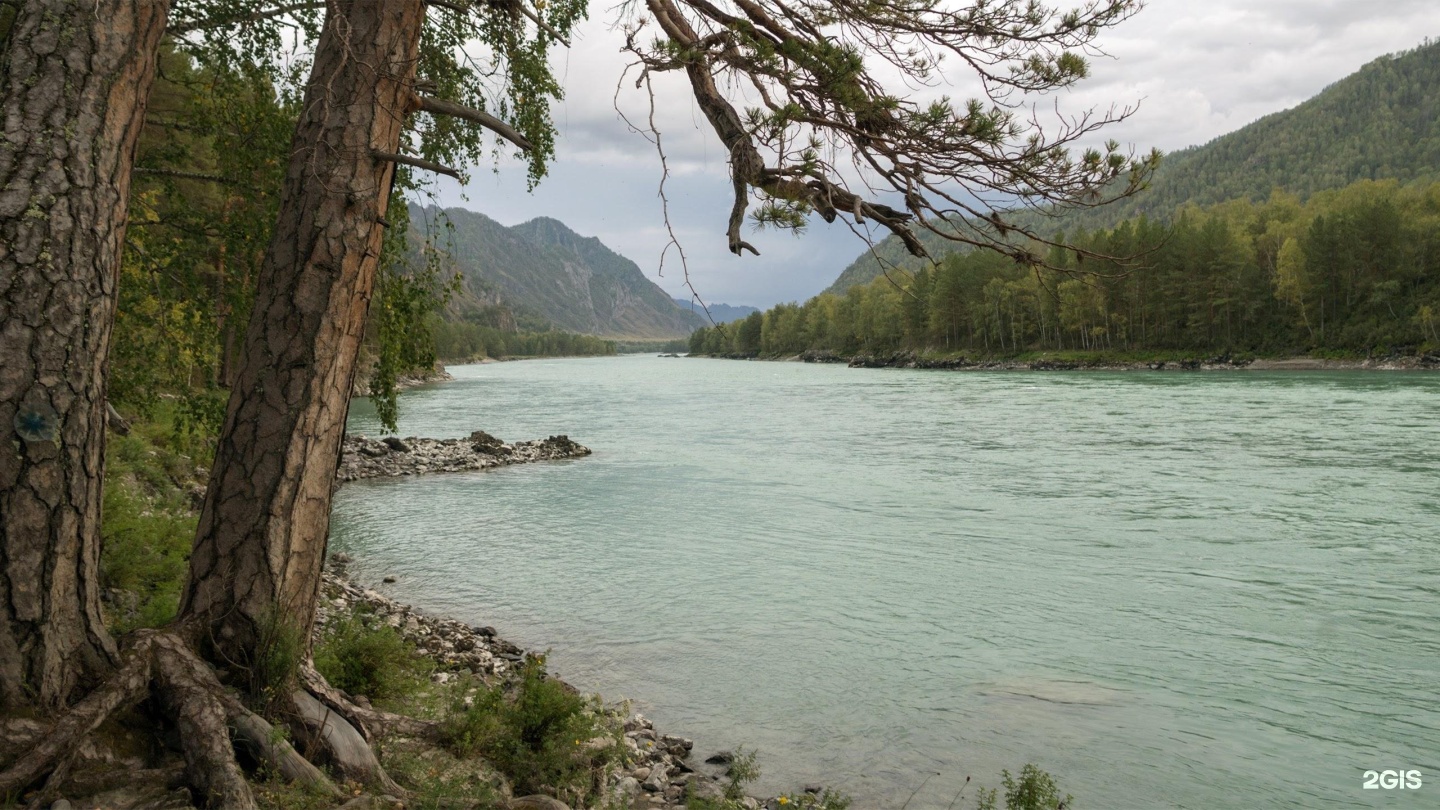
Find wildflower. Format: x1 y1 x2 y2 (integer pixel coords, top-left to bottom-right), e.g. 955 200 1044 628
779 798 790 806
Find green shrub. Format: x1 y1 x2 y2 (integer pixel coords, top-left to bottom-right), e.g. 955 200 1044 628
440 657 618 800
100 469 195 632
314 613 433 701
975 764 1073 810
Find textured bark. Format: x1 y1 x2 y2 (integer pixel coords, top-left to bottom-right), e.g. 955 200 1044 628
181 0 427 669
0 0 168 709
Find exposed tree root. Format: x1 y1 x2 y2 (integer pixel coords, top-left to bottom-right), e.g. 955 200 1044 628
149 633 261 810
229 706 340 798
0 631 406 810
301 664 439 741
289 689 403 795
0 631 155 795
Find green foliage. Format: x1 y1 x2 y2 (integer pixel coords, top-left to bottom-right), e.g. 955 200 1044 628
313 612 434 702
440 657 619 801
100 407 214 633
369 196 461 431
698 178 1440 359
252 771 343 810
379 748 505 810
974 765 1073 810
686 747 759 810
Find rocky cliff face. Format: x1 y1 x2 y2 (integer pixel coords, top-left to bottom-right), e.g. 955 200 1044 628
417 206 705 339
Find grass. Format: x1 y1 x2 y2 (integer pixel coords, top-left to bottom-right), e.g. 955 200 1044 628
100 404 212 632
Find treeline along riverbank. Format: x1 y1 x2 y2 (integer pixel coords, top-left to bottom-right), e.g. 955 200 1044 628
690 178 1440 362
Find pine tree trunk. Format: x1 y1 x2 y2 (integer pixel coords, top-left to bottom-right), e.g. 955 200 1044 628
180 0 426 669
0 0 167 709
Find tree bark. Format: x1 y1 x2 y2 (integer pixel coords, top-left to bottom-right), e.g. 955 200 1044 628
0 0 168 709
180 0 427 671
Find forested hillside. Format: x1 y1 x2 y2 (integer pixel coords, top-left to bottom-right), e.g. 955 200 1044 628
696 180 1440 359
425 207 705 339
830 39 1440 294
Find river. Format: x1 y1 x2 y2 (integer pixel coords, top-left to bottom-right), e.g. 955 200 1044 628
333 355 1439 809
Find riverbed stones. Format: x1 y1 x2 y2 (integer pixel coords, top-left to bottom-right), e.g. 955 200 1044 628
336 431 590 482
643 764 670 793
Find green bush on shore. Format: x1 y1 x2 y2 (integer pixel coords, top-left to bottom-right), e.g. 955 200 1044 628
441 655 622 802
313 612 435 702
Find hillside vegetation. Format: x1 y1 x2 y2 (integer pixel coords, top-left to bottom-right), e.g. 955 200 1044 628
694 179 1440 360
830 39 1440 294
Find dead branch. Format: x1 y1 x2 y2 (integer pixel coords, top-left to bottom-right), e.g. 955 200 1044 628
134 167 235 184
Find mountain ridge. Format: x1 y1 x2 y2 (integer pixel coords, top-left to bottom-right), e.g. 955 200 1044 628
417 206 705 338
671 298 760 324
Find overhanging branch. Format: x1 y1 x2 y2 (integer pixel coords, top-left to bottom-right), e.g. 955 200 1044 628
371 151 462 180
416 96 534 151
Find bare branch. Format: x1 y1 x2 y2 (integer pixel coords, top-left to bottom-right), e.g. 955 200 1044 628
372 150 462 180
134 167 234 184
513 2 571 46
417 96 534 151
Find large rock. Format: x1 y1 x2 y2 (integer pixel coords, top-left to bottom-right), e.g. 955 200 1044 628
643 765 670 793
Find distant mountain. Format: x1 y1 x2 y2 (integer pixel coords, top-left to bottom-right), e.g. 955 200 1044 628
828 39 1440 295
671 298 760 324
417 206 705 338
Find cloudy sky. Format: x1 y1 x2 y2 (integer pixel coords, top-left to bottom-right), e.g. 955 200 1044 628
434 0 1440 309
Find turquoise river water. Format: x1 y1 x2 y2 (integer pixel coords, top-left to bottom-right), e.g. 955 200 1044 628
334 356 1439 809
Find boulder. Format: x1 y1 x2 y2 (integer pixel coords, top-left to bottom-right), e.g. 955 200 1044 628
643 765 670 793
688 779 727 803
469 430 508 454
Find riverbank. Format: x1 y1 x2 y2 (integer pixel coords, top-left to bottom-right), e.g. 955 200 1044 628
316 565 759 810
693 349 1440 371
331 432 809 810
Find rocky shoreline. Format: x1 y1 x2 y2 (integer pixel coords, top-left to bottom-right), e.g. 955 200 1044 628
331 430 790 809
318 566 760 809
697 349 1440 371
337 431 591 483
